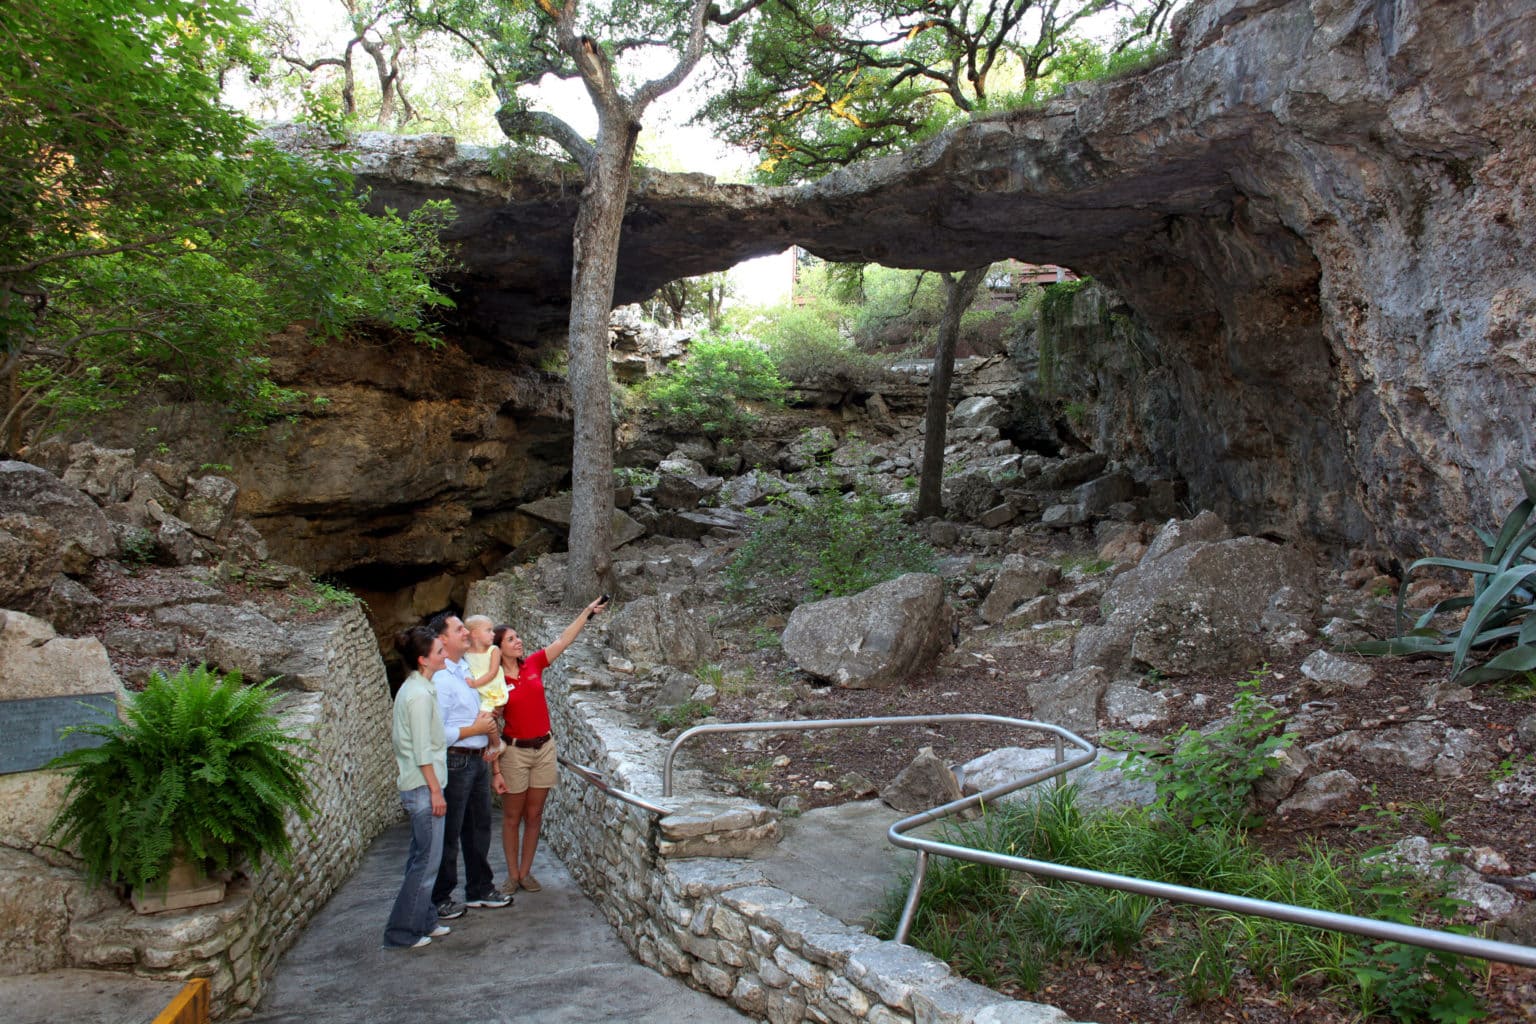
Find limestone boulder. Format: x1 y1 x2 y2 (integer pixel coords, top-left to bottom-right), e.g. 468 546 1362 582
1275 769 1362 817
960 747 1155 812
880 747 962 813
942 469 1000 521
1025 667 1109 735
0 611 121 702
779 427 836 471
0 514 65 607
60 442 137 504
979 555 1063 624
950 396 1008 430
177 474 239 539
518 493 647 549
1073 519 1316 676
782 574 951 689
607 592 719 668
0 462 114 573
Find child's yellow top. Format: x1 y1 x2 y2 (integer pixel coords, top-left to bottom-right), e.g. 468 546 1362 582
465 650 508 711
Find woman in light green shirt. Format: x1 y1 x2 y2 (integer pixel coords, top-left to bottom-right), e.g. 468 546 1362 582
384 626 451 949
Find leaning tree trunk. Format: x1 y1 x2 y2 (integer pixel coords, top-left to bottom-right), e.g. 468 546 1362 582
916 266 989 518
563 119 638 607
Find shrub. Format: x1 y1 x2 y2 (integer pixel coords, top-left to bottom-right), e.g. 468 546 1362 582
635 334 784 436
1107 667 1292 831
46 665 312 892
726 487 936 609
758 303 890 388
1354 465 1536 683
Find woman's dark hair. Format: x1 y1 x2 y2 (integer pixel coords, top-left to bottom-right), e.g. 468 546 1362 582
492 624 524 667
395 625 437 670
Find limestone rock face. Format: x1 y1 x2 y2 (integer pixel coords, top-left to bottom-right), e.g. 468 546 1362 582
300 0 1536 556
0 611 122 702
607 592 719 668
782 573 951 689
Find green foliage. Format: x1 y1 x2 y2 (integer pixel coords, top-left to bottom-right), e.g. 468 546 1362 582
1108 668 1292 831
293 579 361 614
1354 466 1536 683
876 785 1490 1020
46 665 312 892
727 486 936 609
614 466 660 490
2 0 458 440
119 528 156 567
635 334 785 436
654 699 714 732
751 300 889 388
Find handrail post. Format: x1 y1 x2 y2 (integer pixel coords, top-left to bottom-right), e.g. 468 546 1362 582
894 849 930 944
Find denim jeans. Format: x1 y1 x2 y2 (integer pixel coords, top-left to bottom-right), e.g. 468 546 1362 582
431 750 495 905
382 786 444 947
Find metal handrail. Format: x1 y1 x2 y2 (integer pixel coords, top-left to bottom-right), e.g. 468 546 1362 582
626 712 1536 969
887 763 1536 969
558 756 675 816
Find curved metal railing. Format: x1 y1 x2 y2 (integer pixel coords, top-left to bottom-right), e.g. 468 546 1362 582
662 712 1536 968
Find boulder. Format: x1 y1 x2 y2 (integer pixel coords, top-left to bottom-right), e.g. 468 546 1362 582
779 426 836 471
60 442 137 504
607 592 719 668
960 747 1155 812
517 493 647 549
1075 472 1135 514
1039 452 1108 489
979 555 1063 624
950 396 1008 430
176 474 239 539
1025 667 1109 735
719 469 788 509
653 471 725 510
1275 769 1362 817
942 469 1001 521
880 747 963 813
1074 519 1316 676
782 573 951 689
1299 650 1375 694
1102 680 1170 731
0 462 114 572
1306 722 1490 779
0 514 65 608
1142 510 1231 562
0 611 122 702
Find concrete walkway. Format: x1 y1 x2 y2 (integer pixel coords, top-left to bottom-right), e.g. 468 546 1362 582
248 821 751 1024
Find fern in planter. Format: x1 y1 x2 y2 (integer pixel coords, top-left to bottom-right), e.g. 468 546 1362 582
1354 465 1536 683
46 665 313 893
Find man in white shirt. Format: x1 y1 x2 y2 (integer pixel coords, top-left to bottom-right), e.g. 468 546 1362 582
427 613 511 918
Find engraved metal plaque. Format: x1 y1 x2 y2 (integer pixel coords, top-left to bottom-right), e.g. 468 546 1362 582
0 693 117 774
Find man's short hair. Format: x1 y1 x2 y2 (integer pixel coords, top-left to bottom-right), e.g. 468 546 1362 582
463 614 493 631
428 611 458 637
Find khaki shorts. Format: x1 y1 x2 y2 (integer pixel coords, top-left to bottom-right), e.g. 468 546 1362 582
498 737 558 793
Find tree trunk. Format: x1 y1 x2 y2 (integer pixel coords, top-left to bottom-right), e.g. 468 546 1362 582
916 266 988 518
562 119 637 606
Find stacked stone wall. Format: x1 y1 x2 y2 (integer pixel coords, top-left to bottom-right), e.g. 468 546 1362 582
540 659 1078 1024
0 605 397 1019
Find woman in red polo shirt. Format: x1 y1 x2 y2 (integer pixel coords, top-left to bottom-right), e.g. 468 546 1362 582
491 595 607 893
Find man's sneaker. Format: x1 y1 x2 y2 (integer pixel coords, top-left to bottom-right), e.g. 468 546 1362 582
430 925 452 937
466 889 512 909
519 874 542 893
410 935 432 949
436 900 466 920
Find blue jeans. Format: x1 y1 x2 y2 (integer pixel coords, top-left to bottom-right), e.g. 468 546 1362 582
383 786 443 948
431 750 495 905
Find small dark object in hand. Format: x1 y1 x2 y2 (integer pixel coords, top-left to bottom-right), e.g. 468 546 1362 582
591 594 611 616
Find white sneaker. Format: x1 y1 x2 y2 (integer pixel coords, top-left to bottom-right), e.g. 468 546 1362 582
431 925 451 937
410 935 432 949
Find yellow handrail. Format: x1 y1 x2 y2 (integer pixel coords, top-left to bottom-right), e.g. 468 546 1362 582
151 978 209 1024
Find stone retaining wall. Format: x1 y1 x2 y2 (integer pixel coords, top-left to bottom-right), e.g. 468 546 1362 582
0 605 397 1019
539 654 1081 1024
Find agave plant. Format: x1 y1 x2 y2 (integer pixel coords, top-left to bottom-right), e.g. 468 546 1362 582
1354 466 1536 683
47 665 312 893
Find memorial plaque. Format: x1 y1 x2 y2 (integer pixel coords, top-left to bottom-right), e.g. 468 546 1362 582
0 693 117 774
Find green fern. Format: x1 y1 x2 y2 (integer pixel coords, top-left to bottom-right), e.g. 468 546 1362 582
46 665 313 893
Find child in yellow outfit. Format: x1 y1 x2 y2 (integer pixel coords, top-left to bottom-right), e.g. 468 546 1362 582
462 615 509 716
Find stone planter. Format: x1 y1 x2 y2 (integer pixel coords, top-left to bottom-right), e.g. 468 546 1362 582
131 854 226 914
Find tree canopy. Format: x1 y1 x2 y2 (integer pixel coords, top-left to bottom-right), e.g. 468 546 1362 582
0 0 455 442
701 0 1177 183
